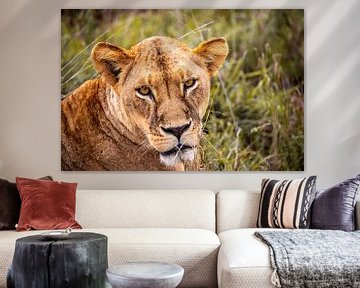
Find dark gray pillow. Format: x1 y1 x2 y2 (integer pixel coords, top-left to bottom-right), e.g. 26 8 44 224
311 174 360 231
0 179 20 230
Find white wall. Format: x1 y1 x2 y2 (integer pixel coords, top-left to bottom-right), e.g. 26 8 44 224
0 0 359 190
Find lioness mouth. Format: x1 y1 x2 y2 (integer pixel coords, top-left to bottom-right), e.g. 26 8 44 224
161 144 193 157
159 144 195 167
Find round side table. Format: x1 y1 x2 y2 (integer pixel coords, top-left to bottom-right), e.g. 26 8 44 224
7 232 108 288
106 262 184 288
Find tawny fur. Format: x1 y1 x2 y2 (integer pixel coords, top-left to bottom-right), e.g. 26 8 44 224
61 36 228 171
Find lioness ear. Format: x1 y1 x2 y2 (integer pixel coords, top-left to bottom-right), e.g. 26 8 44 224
91 42 133 86
193 37 229 76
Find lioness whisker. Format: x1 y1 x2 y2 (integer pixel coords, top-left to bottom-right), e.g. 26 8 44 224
132 139 149 154
174 141 187 159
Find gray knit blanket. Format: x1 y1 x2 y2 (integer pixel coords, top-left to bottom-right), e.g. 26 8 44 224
255 230 360 288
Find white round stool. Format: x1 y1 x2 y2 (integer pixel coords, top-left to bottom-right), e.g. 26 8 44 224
106 262 184 288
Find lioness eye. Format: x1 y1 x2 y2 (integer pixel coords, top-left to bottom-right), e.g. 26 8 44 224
184 78 197 89
137 86 151 95
135 85 154 101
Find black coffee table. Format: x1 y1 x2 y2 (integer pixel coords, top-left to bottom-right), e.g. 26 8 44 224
7 232 108 288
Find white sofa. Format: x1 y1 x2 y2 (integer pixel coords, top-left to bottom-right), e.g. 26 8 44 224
216 190 360 288
216 190 273 288
1 189 359 288
0 190 219 288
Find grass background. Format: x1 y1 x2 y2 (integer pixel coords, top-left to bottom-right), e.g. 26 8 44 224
61 9 304 171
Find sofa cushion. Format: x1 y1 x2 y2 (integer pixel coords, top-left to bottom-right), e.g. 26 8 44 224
218 228 280 288
216 190 260 233
0 228 219 288
76 190 216 231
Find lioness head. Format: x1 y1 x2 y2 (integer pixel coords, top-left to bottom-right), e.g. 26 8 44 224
91 36 228 167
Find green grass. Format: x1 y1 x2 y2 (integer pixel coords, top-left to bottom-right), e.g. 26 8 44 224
61 9 304 171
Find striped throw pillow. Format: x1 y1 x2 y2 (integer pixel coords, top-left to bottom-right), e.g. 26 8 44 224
257 176 317 229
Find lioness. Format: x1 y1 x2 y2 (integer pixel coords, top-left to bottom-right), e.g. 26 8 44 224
61 36 228 171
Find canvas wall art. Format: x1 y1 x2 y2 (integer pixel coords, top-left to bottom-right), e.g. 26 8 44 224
61 9 304 171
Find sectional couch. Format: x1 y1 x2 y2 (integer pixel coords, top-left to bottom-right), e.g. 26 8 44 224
0 189 359 288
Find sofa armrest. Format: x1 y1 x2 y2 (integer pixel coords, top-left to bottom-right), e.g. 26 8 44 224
356 200 360 230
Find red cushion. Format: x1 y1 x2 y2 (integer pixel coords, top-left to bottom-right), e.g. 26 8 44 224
16 177 82 231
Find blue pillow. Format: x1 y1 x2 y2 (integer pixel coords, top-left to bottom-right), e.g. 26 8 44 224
311 174 360 231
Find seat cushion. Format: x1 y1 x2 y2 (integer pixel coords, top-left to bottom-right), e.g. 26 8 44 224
218 228 282 288
0 228 219 288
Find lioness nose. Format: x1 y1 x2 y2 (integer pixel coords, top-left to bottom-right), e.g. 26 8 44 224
161 121 191 140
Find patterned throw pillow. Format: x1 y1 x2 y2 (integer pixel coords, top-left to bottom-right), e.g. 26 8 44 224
257 176 317 229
